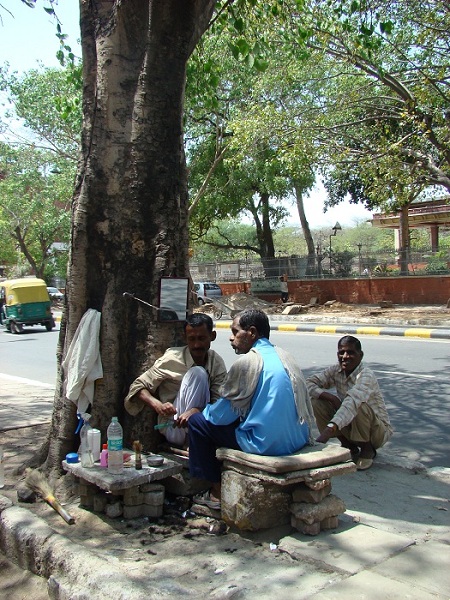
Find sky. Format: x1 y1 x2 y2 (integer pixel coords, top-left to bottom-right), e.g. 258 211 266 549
0 1 375 230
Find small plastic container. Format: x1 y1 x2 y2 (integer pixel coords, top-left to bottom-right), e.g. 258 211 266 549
100 444 108 468
88 428 101 462
147 454 164 467
66 452 79 464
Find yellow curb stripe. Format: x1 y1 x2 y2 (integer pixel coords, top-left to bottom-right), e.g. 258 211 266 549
277 324 298 332
314 325 339 334
356 327 382 336
404 328 432 338
214 321 231 329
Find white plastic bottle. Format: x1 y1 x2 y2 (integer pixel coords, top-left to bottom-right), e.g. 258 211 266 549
0 446 4 488
107 417 123 474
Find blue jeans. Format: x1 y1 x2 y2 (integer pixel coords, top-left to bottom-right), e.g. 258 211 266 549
188 412 241 483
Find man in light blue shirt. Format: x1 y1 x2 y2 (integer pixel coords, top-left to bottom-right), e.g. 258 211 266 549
189 309 315 510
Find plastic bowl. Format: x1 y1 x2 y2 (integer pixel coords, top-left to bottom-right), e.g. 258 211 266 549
147 454 164 467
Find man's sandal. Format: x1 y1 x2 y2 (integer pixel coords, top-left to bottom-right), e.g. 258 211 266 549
356 457 373 470
193 490 221 510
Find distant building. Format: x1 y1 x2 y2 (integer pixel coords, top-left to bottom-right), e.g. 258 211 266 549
372 197 450 251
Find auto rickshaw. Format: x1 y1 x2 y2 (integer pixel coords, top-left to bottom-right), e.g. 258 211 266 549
0 277 55 334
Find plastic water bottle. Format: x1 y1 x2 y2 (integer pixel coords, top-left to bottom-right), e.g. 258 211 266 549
107 417 123 474
79 413 94 468
0 446 4 488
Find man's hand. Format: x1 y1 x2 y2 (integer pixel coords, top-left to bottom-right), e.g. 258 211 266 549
316 423 337 444
155 402 178 417
137 390 177 417
319 391 341 411
176 407 200 428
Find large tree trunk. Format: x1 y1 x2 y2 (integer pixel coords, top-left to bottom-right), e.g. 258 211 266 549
43 0 216 473
293 182 316 275
398 204 411 276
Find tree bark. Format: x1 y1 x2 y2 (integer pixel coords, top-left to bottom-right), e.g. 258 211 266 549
44 0 216 472
293 182 316 275
398 204 411 276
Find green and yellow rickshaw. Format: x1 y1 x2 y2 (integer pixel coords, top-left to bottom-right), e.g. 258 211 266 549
0 278 55 334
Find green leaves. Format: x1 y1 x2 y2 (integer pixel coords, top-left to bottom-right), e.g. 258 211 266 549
379 20 393 35
0 143 73 278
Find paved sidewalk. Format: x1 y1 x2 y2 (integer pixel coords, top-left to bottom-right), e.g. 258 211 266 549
1 376 449 599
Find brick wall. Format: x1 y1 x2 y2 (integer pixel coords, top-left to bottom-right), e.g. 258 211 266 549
219 276 450 305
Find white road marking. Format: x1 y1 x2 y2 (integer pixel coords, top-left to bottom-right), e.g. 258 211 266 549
0 373 54 388
374 370 435 379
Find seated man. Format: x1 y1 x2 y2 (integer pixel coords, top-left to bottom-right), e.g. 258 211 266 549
124 313 227 447
188 308 315 510
306 335 393 471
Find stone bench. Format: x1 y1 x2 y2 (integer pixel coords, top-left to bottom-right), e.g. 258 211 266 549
62 455 182 519
216 444 356 534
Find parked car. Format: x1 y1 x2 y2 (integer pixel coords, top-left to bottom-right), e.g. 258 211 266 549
194 282 222 305
47 286 64 301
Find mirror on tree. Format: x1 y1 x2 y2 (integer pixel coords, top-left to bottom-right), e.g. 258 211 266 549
158 277 189 322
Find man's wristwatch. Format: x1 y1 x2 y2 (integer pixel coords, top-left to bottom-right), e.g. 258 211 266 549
326 422 337 432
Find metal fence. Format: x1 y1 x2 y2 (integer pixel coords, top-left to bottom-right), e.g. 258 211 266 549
190 247 450 282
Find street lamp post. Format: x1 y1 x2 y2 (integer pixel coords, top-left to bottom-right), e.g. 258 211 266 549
357 243 363 275
316 243 323 278
328 222 342 274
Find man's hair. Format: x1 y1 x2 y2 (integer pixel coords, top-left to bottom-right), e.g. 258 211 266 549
184 312 213 332
338 335 362 352
238 309 270 339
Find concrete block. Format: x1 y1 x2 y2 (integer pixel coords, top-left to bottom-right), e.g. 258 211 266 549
78 481 96 497
62 458 182 493
282 304 304 315
143 504 163 518
292 481 331 503
291 518 321 536
305 479 331 490
93 493 108 513
220 457 355 486
143 491 165 506
140 483 165 493
221 470 291 531
290 494 346 525
123 504 144 519
320 516 339 530
105 501 123 518
80 495 94 508
123 488 144 506
217 444 351 474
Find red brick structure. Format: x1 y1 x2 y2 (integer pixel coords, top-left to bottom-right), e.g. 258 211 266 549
220 276 450 306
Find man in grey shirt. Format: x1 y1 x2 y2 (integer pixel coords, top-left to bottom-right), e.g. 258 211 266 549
124 313 227 447
306 335 392 470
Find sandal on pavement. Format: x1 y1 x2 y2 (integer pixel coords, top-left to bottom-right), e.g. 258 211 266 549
193 490 221 510
356 457 373 471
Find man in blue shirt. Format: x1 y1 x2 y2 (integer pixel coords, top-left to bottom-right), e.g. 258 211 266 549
189 309 315 510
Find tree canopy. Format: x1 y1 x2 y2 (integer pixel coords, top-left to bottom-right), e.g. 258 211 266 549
0 65 80 278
